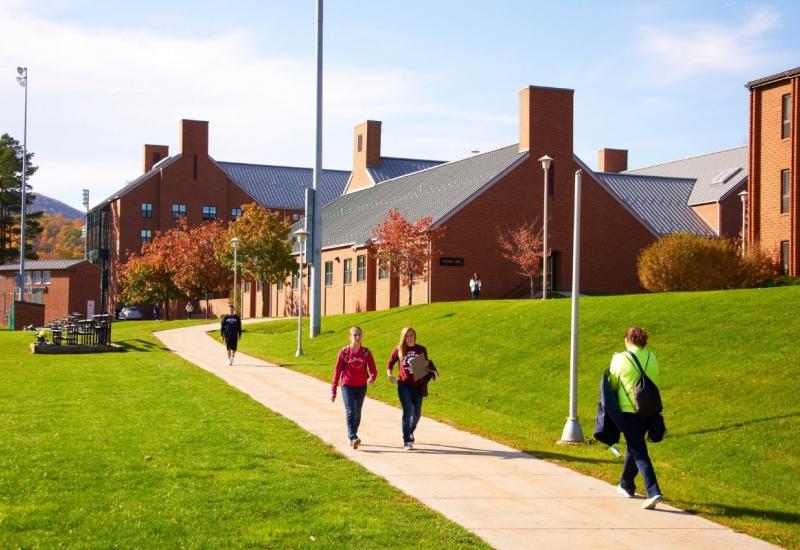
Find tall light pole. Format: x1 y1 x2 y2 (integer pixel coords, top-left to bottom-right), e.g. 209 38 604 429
231 237 240 314
82 189 90 259
538 155 553 299
738 190 748 256
294 228 310 357
561 169 585 443
16 66 28 302
309 0 324 338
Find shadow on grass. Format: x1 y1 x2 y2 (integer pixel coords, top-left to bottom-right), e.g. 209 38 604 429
116 339 169 352
678 502 800 525
672 412 800 437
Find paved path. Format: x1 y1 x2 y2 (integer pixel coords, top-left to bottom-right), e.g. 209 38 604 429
155 323 776 550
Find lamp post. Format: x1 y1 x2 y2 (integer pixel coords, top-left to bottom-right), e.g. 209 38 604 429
16 66 28 302
738 190 748 256
294 228 310 357
82 189 90 259
231 237 240 314
538 155 553 299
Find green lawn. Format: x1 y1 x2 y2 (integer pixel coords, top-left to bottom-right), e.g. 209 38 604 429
0 320 487 548
238 287 800 548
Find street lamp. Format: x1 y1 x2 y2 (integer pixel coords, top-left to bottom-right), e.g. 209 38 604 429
538 155 553 299
738 190 748 256
231 237 240 314
294 228 310 357
16 66 28 302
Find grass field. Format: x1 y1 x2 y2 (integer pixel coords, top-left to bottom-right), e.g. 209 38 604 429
237 286 800 548
0 320 487 548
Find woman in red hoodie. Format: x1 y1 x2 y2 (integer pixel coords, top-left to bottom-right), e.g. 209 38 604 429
331 326 377 449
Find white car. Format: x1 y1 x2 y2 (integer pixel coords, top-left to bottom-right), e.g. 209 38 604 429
117 306 143 320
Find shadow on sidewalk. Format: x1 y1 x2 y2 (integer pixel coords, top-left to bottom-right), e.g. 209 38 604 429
358 443 617 465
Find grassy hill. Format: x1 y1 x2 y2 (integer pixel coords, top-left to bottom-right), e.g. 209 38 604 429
239 286 800 548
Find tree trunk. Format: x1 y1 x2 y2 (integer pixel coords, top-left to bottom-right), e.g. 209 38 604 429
530 276 535 299
408 274 413 306
204 291 209 319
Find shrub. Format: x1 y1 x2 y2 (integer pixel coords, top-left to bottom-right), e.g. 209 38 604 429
637 233 775 292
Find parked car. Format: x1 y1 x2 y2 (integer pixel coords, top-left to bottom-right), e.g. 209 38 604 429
117 306 143 320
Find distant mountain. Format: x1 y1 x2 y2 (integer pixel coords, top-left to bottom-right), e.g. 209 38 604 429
30 194 84 219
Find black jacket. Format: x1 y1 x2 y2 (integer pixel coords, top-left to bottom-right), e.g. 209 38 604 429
594 368 624 446
221 315 242 339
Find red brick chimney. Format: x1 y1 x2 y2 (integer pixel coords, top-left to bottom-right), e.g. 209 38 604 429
346 120 382 193
598 148 628 173
519 85 574 158
180 119 209 156
143 144 169 173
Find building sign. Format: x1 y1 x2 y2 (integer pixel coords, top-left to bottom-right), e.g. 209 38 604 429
439 257 464 266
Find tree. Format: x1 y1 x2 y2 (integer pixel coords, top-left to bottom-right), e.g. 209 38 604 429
372 209 445 306
117 241 183 317
0 133 41 263
497 220 545 298
35 213 83 259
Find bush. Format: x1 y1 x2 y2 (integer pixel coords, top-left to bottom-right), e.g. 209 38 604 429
637 233 775 292
759 275 800 287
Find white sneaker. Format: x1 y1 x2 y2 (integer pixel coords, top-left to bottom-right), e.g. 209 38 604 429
403 442 413 450
229 357 234 366
616 485 634 498
642 494 663 510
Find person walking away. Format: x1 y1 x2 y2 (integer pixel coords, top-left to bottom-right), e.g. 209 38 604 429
185 301 194 320
330 326 377 449
387 326 439 450
609 326 663 510
153 303 161 321
221 304 242 366
469 273 482 300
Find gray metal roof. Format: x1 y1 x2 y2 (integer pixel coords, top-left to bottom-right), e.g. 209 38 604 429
219 162 350 209
746 66 800 89
367 157 445 184
595 173 716 237
0 259 87 271
317 145 527 249
624 146 748 206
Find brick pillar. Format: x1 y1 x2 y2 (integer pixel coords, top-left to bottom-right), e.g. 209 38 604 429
143 144 169 172
598 148 628 173
347 120 382 193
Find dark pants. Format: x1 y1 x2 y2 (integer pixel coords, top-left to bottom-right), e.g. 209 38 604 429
397 382 423 443
224 335 239 351
341 385 367 442
472 290 480 300
620 413 662 497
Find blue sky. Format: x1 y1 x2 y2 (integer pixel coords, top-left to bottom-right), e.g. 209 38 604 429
1 0 798 210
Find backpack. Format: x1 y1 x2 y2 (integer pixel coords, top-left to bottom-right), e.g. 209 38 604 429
623 351 663 418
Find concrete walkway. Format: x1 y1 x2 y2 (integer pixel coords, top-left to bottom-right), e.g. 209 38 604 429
155 323 776 550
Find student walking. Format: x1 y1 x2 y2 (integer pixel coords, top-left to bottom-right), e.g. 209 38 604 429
387 326 439 450
220 304 242 366
330 326 377 449
609 326 664 510
469 273 482 300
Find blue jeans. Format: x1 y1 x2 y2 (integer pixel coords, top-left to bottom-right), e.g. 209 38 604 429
341 385 367 442
397 382 423 443
620 413 662 497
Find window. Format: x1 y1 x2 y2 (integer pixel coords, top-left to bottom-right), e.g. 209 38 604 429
32 271 42 285
356 254 366 282
781 170 791 214
244 280 250 293
43 271 51 285
141 202 153 218
357 134 363 152
378 263 389 280
202 205 217 220
292 213 301 222
343 258 353 284
291 272 299 289
256 280 263 292
277 280 284 291
780 241 790 275
324 261 333 286
547 162 555 196
171 203 187 218
231 207 242 220
141 229 152 244
782 94 792 140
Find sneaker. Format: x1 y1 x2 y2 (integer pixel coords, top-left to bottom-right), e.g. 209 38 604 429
352 438 361 450
228 357 233 366
642 494 663 510
409 434 415 443
616 485 634 498
403 442 413 450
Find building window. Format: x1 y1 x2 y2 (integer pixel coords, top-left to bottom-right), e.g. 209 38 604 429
782 94 792 140
357 134 363 152
171 203 187 218
291 272 299 289
141 202 153 218
32 271 42 285
292 213 301 222
378 263 389 280
277 280 284 291
256 280 263 292
202 205 217 220
780 240 790 275
231 207 242 219
343 258 353 284
781 170 791 214
324 261 333 286
43 271 51 285
356 254 366 282
141 229 152 244
244 280 251 293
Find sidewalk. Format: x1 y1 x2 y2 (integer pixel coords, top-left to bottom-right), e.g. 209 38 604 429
155 323 776 550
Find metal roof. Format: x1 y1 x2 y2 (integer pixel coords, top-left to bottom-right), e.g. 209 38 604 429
367 157 445 184
218 162 350 209
316 144 527 249
0 259 87 271
595 173 716 237
624 146 748 206
745 66 800 89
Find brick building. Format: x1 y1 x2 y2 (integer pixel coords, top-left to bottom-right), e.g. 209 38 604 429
746 66 800 275
0 259 101 325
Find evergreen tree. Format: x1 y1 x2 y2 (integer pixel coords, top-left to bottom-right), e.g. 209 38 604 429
0 133 41 264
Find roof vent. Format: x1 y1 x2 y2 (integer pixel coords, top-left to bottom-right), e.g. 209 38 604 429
711 167 742 185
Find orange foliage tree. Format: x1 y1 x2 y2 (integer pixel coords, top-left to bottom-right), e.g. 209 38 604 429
372 209 445 306
497 220 545 298
117 241 183 318
35 213 83 259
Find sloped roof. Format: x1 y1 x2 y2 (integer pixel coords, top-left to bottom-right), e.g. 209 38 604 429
218 162 350 209
624 146 748 206
317 145 527 249
746 66 800 89
594 173 716 237
367 157 445 184
0 259 87 271
91 155 182 213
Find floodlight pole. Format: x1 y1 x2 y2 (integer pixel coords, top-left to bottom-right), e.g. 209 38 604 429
16 67 29 302
309 0 323 338
561 169 585 443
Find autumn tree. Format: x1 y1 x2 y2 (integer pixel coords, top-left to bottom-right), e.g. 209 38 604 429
35 213 83 259
117 240 183 317
0 133 41 263
497 220 545 298
372 209 445 306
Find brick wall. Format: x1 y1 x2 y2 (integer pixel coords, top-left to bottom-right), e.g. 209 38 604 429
692 202 720 234
13 301 44 330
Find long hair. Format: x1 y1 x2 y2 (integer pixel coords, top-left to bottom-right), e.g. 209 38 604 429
397 326 416 359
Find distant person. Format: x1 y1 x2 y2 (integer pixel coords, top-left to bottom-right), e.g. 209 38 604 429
387 326 439 450
330 326 377 449
153 303 161 321
220 304 242 366
609 326 663 510
469 273 482 300
185 301 194 320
